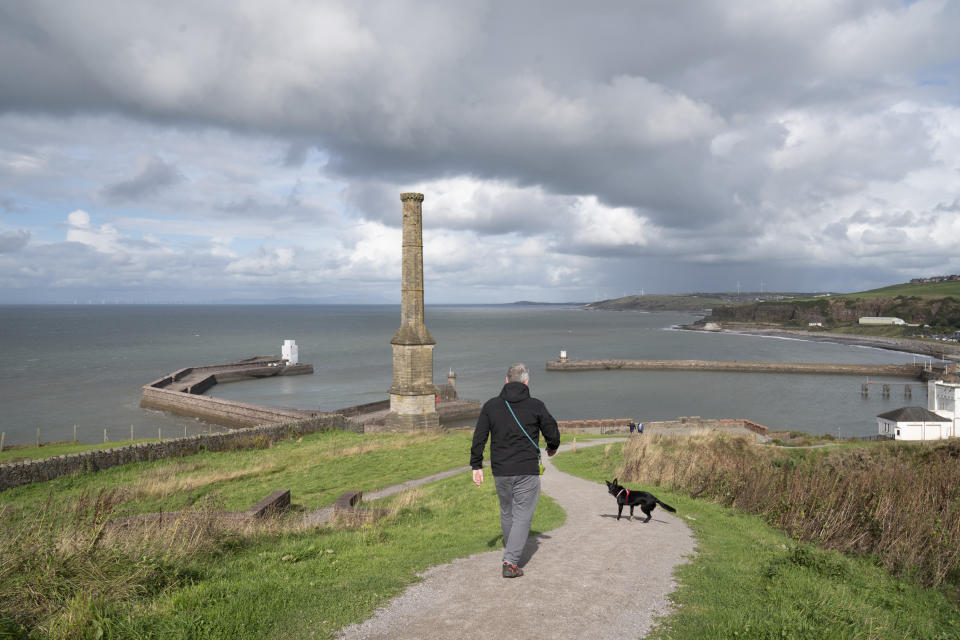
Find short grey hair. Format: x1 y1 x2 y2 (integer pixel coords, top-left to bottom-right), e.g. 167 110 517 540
507 363 530 383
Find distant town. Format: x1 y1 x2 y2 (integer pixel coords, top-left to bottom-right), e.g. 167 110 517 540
910 274 960 284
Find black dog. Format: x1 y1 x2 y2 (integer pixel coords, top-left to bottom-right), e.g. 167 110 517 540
605 478 676 522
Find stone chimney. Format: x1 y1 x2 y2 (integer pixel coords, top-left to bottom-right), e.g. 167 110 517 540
386 193 440 430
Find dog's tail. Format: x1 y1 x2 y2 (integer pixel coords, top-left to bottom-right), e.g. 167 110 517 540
656 498 676 513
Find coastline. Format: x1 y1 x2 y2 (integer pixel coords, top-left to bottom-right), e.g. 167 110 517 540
699 325 960 361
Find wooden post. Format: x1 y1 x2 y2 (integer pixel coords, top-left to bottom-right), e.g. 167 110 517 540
572 437 576 452
183 425 187 438
882 384 890 397
131 424 134 441
1 431 5 452
905 385 912 399
158 427 162 441
104 428 107 443
74 424 78 442
36 427 40 447
861 383 869 396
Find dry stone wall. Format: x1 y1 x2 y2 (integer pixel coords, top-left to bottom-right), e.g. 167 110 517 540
0 415 351 492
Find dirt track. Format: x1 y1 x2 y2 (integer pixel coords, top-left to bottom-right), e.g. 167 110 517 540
336 440 695 640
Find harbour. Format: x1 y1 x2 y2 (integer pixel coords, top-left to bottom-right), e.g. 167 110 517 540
0 304 941 446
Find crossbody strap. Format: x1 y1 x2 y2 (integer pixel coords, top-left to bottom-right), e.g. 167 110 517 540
504 400 541 459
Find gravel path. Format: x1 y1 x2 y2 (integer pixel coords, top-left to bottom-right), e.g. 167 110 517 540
336 440 696 640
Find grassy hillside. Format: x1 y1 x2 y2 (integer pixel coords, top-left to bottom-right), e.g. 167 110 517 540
582 293 730 312
0 429 580 639
4 429 960 638
840 280 960 299
554 436 960 638
704 280 960 331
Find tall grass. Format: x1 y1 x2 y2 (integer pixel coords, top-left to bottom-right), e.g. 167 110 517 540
0 483 467 638
616 434 960 589
0 429 585 638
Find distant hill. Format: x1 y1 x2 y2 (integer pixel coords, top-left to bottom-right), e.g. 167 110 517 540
582 293 733 312
703 280 960 331
836 280 960 299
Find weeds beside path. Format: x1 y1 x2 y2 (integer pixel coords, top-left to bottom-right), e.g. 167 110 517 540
336 439 695 640
553 437 960 639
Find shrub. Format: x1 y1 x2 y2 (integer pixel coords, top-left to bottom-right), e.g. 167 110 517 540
616 434 960 588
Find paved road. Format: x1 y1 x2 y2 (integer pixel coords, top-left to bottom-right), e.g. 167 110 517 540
336 439 696 640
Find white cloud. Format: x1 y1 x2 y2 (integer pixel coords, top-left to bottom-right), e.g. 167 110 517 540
65 209 126 253
2 1 960 301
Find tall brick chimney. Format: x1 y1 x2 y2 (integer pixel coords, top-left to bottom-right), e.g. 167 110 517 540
386 192 440 430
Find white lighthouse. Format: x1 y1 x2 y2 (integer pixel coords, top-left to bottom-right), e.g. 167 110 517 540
281 339 299 365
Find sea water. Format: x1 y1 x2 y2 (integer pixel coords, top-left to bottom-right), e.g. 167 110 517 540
0 304 931 446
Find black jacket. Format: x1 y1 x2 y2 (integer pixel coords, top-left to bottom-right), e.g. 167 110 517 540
470 381 561 476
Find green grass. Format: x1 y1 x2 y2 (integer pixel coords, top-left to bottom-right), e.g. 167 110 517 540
0 439 162 464
785 280 960 301
844 281 960 299
552 442 960 639
1 430 606 524
102 476 564 639
2 430 475 520
1 429 572 639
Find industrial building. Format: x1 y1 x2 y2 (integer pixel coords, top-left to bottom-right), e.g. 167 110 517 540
859 316 906 326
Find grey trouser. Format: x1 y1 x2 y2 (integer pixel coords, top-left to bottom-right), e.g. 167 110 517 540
493 474 541 566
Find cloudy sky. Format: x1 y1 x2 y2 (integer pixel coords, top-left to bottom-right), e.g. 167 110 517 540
1 1 959 304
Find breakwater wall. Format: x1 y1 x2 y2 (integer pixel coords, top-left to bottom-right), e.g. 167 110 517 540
547 359 924 378
141 386 319 427
0 415 350 492
558 416 770 438
140 356 317 428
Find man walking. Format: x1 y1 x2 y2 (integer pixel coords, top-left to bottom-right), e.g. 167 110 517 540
470 363 561 578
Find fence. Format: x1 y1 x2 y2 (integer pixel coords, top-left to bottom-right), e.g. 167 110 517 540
0 414 352 492
0 421 231 453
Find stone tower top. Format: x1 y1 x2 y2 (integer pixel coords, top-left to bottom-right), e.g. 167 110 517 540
391 191 435 346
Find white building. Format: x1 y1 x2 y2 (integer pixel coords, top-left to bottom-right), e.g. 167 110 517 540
281 339 299 365
859 316 906 326
877 406 954 440
928 379 960 435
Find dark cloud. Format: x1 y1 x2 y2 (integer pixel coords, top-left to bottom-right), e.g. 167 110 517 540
1 1 959 301
0 196 19 213
0 229 30 252
101 156 184 201
283 142 310 168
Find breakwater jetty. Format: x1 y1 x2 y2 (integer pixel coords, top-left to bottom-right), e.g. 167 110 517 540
140 356 320 428
141 356 481 432
546 359 925 378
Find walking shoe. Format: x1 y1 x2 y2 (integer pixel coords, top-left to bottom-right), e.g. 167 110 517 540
502 562 523 578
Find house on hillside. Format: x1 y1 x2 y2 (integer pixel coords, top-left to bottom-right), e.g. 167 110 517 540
928 379 960 436
877 406 953 440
